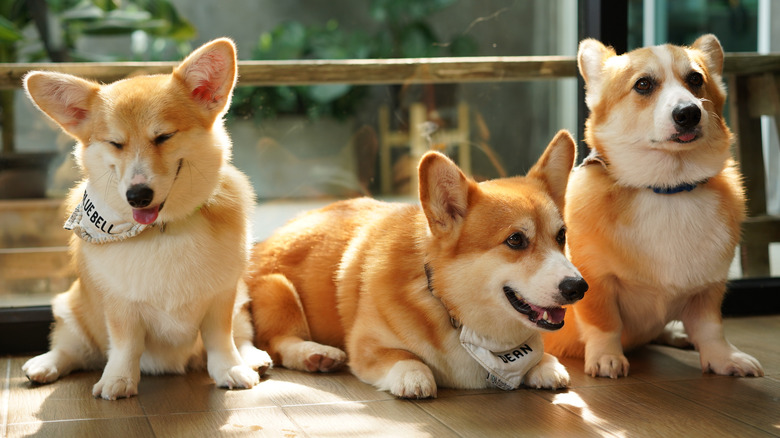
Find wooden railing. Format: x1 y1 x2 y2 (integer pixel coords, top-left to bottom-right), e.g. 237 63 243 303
0 53 778 88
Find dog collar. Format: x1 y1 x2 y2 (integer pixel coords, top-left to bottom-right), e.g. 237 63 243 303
64 182 150 244
424 264 461 329
648 179 709 195
582 149 709 195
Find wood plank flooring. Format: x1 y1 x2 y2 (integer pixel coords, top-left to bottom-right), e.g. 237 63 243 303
2 315 779 437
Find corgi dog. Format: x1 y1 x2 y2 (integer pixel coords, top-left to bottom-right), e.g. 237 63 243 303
21 38 272 400
544 34 764 378
246 131 588 398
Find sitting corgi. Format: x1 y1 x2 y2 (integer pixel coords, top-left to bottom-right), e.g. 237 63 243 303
246 131 588 398
22 38 272 400
544 34 764 378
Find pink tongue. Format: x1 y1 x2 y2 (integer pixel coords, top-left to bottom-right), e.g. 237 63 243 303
132 206 159 225
528 303 566 323
678 132 696 142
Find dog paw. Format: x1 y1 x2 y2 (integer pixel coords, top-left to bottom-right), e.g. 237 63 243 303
304 352 346 373
281 341 346 372
22 354 62 384
585 354 629 378
239 344 273 376
92 376 138 400
214 365 260 389
701 348 764 377
654 321 693 349
524 355 570 389
384 360 437 399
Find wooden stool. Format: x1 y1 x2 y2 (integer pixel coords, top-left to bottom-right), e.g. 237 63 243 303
379 102 470 195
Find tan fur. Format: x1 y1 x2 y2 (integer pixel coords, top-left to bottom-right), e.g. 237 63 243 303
21 39 271 400
544 35 764 378
247 131 586 398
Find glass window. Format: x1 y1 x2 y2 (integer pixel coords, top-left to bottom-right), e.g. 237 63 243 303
1 1 579 308
2 0 777 313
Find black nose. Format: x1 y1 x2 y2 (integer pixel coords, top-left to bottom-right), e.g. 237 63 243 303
559 277 588 302
672 103 701 130
126 184 154 208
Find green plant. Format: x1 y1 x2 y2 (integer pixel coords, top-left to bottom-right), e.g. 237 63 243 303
230 0 477 122
231 20 371 121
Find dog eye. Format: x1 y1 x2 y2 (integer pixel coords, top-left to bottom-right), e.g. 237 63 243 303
687 71 704 88
154 132 175 146
633 77 653 94
505 232 529 250
108 141 123 150
556 227 566 247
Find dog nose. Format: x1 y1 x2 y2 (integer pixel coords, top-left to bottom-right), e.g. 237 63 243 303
672 103 701 130
126 184 154 208
559 277 588 302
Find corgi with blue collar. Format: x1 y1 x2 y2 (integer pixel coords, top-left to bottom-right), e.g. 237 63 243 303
544 34 763 379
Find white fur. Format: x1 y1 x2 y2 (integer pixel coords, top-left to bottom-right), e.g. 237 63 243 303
581 323 629 378
375 360 437 399
523 353 570 389
277 339 347 372
515 250 583 309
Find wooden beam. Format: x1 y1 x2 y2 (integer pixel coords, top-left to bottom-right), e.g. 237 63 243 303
0 53 777 89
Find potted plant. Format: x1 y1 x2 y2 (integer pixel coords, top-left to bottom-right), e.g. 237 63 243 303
230 0 476 124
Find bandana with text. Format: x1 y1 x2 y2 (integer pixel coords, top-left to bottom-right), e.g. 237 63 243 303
459 326 544 390
64 183 148 244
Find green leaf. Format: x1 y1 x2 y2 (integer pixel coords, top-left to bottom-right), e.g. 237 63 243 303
81 18 165 35
399 24 438 58
307 84 351 104
60 1 105 21
0 15 23 43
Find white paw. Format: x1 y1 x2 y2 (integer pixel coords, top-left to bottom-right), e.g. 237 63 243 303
655 321 693 348
92 376 138 400
239 344 273 375
701 347 764 377
524 356 570 389
585 353 629 378
22 353 62 384
383 360 437 399
281 341 347 372
214 365 260 389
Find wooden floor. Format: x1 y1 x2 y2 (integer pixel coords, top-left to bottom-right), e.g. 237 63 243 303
2 316 779 437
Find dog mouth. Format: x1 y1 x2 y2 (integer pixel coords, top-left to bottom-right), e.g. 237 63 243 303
670 129 700 144
503 286 565 331
131 201 165 225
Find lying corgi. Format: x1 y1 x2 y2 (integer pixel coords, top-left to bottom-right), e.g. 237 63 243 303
21 38 272 399
544 34 764 378
246 131 588 398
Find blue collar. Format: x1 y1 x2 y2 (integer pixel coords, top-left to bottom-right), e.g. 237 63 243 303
581 150 710 195
649 179 708 195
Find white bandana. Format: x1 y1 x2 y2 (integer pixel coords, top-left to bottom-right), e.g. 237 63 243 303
459 326 544 390
64 182 149 244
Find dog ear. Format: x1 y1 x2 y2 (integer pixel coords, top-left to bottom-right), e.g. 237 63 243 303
691 34 724 77
526 130 576 212
577 38 615 110
174 38 237 119
419 151 472 237
23 71 99 142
